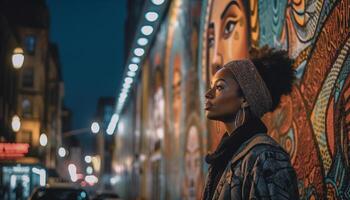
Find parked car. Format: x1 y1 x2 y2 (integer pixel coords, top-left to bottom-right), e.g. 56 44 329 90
30 186 89 200
92 192 120 200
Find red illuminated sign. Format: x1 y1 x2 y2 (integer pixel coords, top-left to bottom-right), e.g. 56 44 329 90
0 143 29 159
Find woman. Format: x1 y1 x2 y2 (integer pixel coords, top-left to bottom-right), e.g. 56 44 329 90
202 47 300 200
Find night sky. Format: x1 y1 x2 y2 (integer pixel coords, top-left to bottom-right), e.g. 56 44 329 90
46 0 127 131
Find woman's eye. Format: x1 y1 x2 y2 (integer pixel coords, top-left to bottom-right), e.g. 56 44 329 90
216 85 223 91
208 35 214 48
224 20 236 37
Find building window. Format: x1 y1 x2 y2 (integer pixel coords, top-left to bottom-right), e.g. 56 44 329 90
24 35 36 54
22 68 34 88
22 99 32 117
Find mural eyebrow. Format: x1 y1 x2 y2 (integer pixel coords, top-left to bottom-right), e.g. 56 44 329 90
220 1 240 20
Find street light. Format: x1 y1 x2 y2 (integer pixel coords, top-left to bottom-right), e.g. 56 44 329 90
12 47 24 69
91 122 100 134
11 115 21 132
152 0 165 5
58 147 66 157
86 166 93 174
84 155 92 163
39 133 48 147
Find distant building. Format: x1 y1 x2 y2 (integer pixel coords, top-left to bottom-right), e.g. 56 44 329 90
0 0 66 199
0 0 64 167
95 97 115 190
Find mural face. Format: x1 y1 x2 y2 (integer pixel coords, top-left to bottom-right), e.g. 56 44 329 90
207 0 249 76
183 125 201 200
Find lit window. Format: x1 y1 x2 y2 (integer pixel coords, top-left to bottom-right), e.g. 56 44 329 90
24 35 36 54
22 99 32 117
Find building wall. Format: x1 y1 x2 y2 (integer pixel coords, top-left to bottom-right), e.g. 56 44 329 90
17 27 48 150
0 14 19 142
117 0 350 199
0 0 64 169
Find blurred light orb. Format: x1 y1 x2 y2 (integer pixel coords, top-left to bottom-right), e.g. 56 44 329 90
152 0 165 5
124 77 133 84
120 93 128 99
118 98 126 103
84 155 92 163
141 25 153 36
121 88 129 93
12 47 24 69
137 38 148 46
58 147 66 157
131 57 141 63
128 64 139 72
11 115 21 132
80 192 87 198
39 133 48 147
123 83 131 89
91 122 100 134
134 48 144 56
145 12 159 22
68 164 77 182
86 166 93 174
127 71 136 77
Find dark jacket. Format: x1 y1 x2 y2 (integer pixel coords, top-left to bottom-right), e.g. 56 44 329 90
202 118 299 200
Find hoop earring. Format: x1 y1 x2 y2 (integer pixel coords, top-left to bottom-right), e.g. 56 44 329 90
241 107 246 125
234 108 241 128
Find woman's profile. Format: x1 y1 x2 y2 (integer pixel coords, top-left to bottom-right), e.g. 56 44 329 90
202 47 300 200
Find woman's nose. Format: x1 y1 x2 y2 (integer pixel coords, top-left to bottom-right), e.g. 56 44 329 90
205 88 214 99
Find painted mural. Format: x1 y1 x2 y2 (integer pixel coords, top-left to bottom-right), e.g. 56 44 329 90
114 0 349 199
199 0 350 199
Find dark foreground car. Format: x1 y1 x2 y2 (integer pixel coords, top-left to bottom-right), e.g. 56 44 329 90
30 186 89 200
92 192 120 200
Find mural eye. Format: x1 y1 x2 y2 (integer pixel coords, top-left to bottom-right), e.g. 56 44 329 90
224 20 236 37
208 35 214 48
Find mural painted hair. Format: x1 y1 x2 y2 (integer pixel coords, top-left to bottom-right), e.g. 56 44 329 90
250 46 295 112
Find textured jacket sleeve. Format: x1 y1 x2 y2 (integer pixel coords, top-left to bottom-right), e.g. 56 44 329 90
241 147 300 200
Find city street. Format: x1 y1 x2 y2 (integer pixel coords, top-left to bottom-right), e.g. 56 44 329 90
0 0 349 199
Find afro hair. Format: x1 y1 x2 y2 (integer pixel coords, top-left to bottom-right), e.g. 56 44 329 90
250 46 296 111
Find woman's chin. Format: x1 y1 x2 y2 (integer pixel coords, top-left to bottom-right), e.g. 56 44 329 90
205 111 217 120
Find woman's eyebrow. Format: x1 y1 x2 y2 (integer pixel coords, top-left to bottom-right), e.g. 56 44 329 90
221 1 240 20
213 78 227 86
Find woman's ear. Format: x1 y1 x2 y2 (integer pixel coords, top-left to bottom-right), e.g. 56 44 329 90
241 99 249 108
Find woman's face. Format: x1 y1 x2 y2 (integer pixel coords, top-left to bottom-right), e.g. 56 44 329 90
207 0 249 75
205 68 244 122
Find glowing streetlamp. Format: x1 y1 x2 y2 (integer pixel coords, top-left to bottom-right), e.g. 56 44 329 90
91 122 100 134
84 155 92 163
12 47 24 69
39 133 48 147
58 147 66 157
11 115 21 132
152 0 165 5
86 166 93 174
